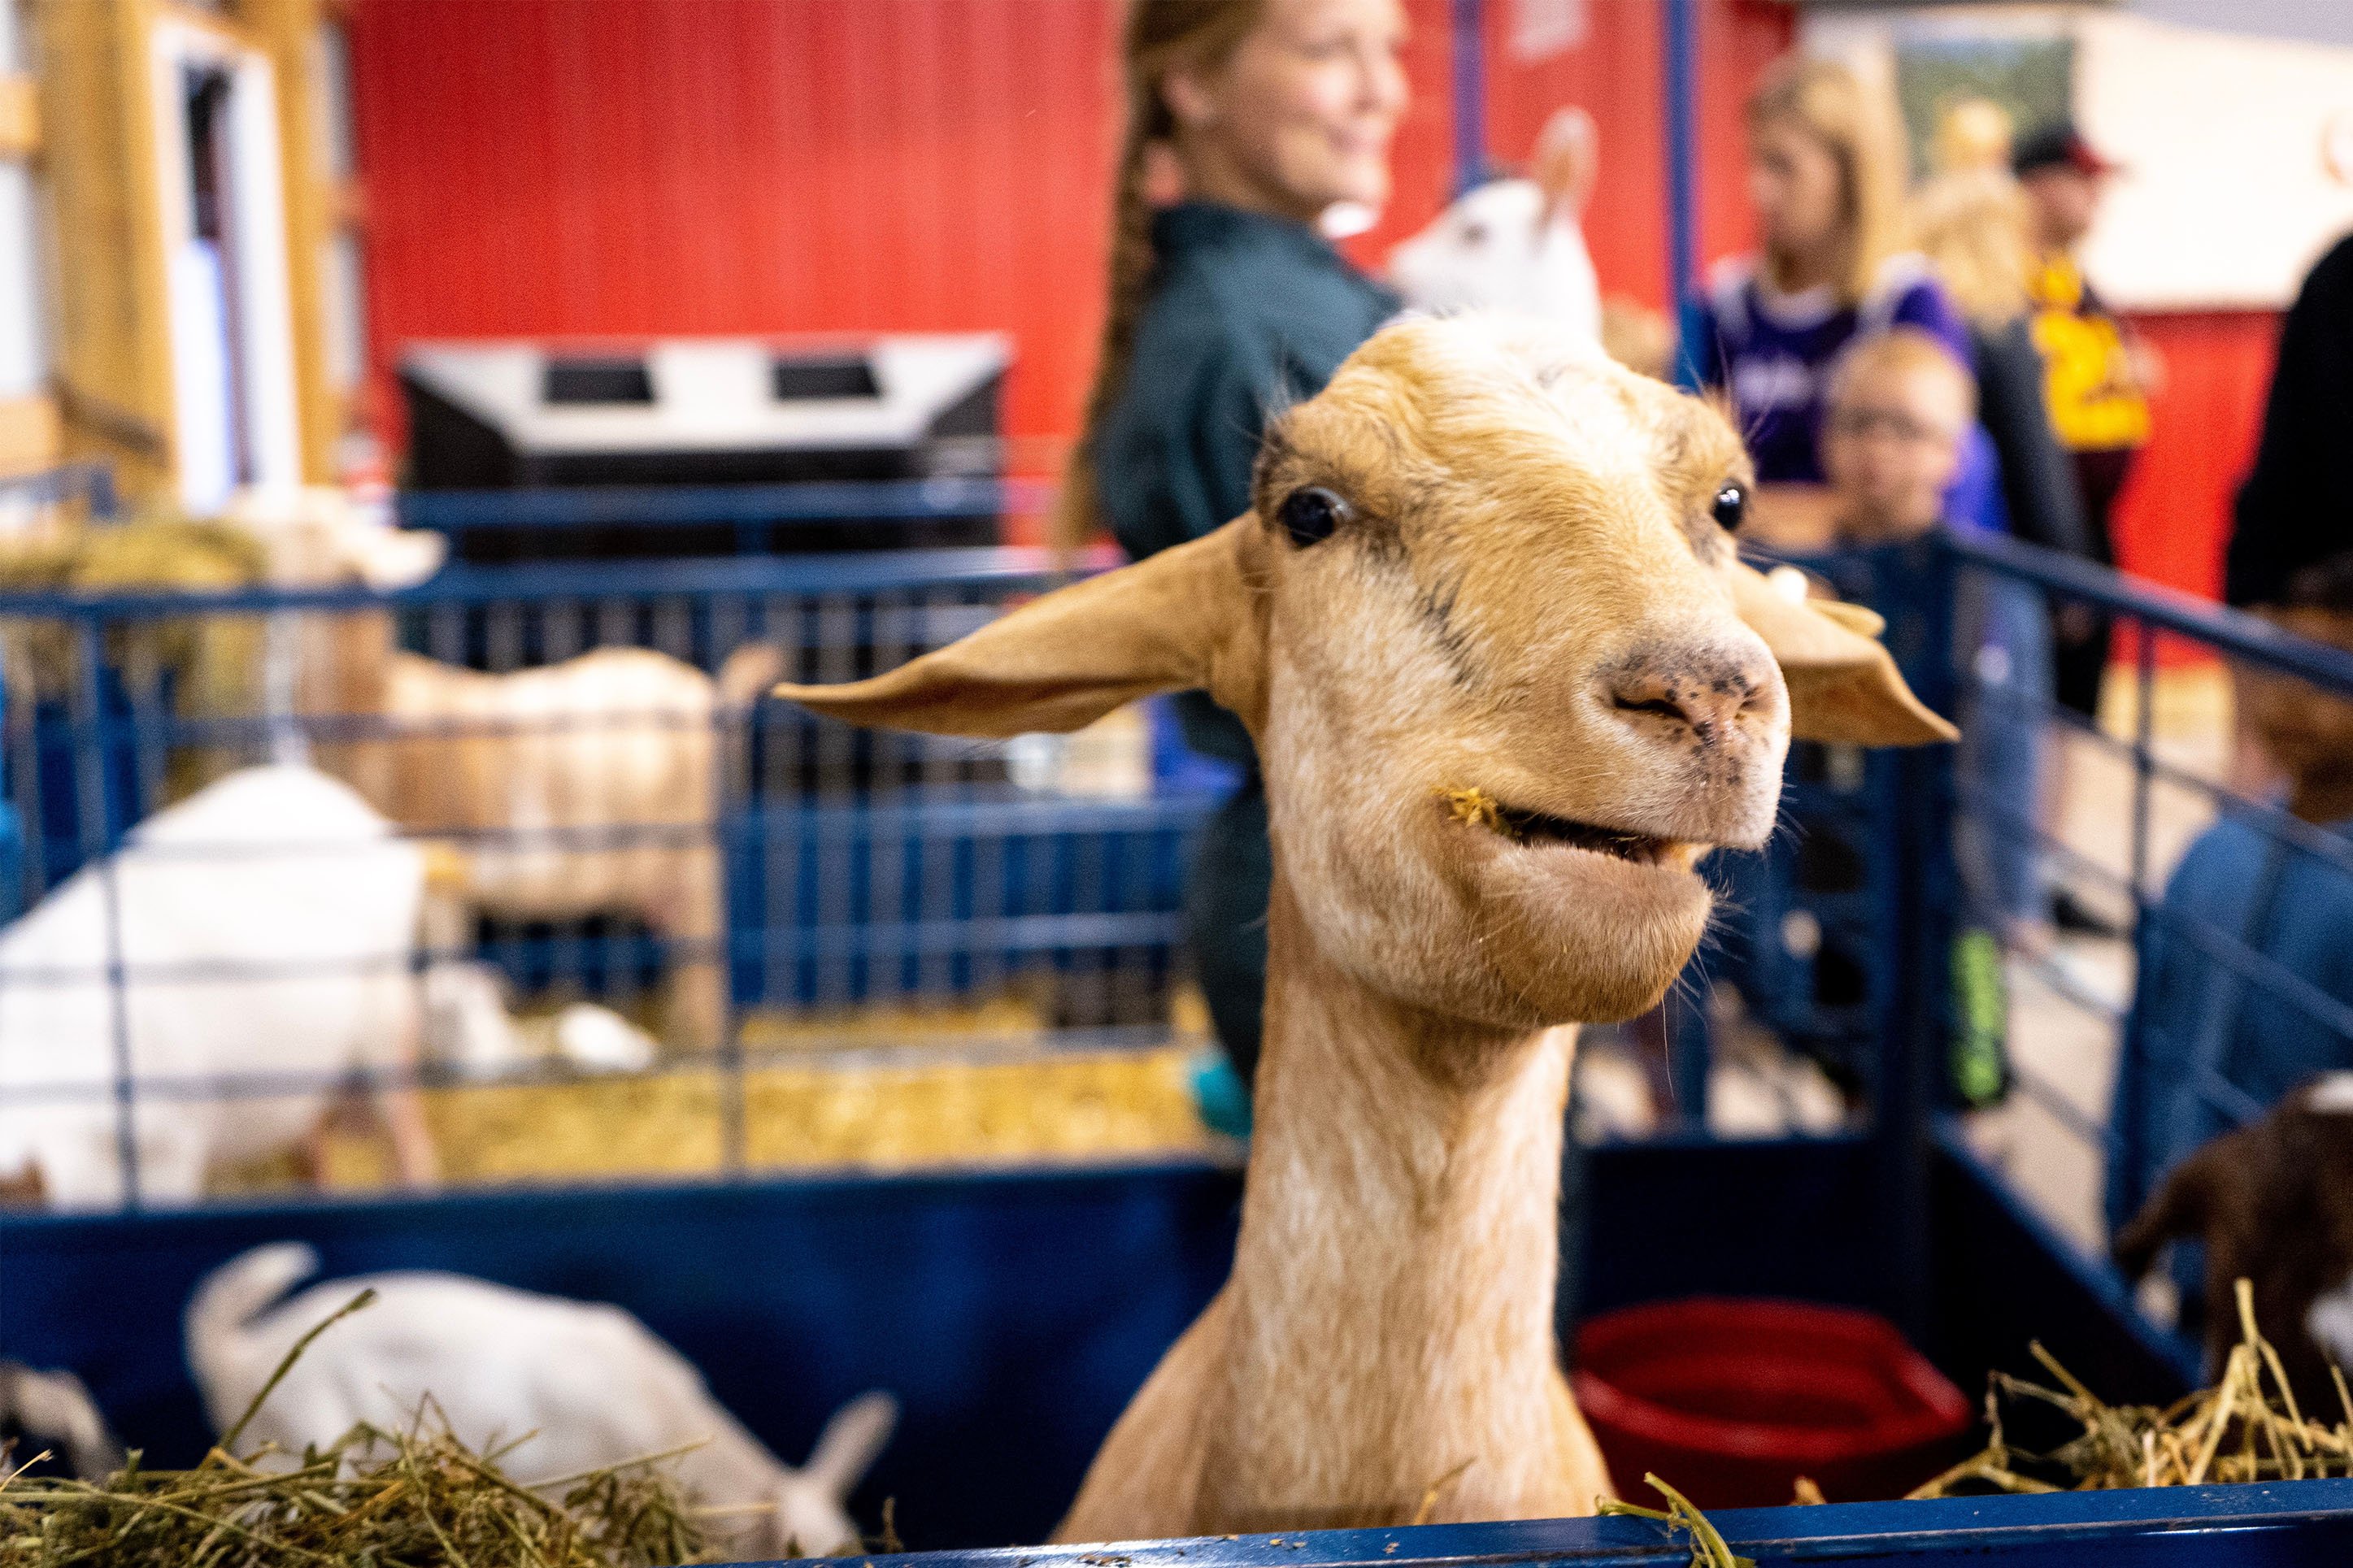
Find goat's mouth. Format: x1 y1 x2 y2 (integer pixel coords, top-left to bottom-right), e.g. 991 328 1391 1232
1437 786 1700 871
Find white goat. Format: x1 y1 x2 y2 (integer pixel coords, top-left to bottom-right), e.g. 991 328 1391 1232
0 766 436 1207
0 1361 124 1479
187 1243 896 1558
1391 107 1602 345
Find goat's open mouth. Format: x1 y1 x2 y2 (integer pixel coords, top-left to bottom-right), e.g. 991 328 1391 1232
1437 786 1690 867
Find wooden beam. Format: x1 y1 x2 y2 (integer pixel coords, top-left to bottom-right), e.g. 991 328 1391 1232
0 395 63 478
36 0 179 500
0 73 37 159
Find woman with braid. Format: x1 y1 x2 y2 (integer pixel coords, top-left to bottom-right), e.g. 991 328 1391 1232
1058 0 1406 1097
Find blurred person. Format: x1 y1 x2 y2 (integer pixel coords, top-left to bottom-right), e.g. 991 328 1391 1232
2107 551 2353 1265
1677 55 1972 547
1822 331 2046 959
1930 96 2014 177
2017 124 2153 730
1914 166 2094 945
2229 232 2353 612
2228 232 2353 797
1820 329 1973 546
1053 0 1407 1093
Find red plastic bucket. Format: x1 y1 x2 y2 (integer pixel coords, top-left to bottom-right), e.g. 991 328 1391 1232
1571 1297 1974 1508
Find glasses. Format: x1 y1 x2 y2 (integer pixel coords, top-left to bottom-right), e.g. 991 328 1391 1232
1825 406 1959 445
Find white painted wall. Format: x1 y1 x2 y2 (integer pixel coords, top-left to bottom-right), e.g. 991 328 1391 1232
1805 3 2353 309
0 0 46 401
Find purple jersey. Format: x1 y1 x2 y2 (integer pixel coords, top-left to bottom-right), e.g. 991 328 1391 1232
1681 254 1974 486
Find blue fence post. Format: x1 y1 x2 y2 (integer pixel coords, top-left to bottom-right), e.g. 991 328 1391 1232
1877 542 1961 1344
1664 0 1700 315
1451 0 1486 196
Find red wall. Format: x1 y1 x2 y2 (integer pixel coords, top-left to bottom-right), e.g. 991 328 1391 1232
1479 0 1788 306
346 0 1791 517
2110 311 2279 602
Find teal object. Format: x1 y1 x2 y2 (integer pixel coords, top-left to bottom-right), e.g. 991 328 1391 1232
1190 1048 1253 1142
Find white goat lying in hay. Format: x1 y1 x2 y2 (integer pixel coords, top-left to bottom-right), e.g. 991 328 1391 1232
188 1242 897 1558
0 766 439 1208
774 315 1953 1535
231 490 785 1053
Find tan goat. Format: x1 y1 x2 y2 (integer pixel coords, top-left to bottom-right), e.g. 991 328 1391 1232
775 315 1954 1539
233 492 784 1053
328 644 783 1052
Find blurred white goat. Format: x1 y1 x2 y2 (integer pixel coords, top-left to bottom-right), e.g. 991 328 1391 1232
188 1243 896 1558
0 766 437 1207
1391 107 1602 344
0 1361 124 1479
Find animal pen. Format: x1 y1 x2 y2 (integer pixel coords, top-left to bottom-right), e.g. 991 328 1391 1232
7 0 2353 1553
0 476 2350 1561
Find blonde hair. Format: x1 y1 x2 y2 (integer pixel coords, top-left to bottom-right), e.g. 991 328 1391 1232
1912 167 2032 328
1746 56 1912 306
1930 97 2014 176
1052 0 1266 551
1827 327 1977 430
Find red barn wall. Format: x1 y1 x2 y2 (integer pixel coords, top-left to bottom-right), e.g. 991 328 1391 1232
346 0 1789 499
2109 311 2278 600
344 0 2262 596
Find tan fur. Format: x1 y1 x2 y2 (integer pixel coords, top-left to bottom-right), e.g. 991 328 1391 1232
302 628 785 1051
774 316 1953 1541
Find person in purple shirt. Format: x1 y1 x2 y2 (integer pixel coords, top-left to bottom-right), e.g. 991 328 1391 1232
1678 57 1977 537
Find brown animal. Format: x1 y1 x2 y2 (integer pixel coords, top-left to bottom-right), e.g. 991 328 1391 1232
202 488 785 1053
773 315 1952 1539
319 641 786 1052
2113 1075 2353 1412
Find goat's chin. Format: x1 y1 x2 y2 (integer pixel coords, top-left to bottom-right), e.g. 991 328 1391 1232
1464 842 1715 1026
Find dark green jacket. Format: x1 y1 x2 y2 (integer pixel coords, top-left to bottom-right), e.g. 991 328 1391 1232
1093 202 1398 764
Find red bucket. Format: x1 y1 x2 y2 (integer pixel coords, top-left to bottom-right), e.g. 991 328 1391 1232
1571 1297 1974 1508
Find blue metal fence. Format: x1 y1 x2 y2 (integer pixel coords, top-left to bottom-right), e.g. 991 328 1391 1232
9 488 2353 1547
0 515 1221 1210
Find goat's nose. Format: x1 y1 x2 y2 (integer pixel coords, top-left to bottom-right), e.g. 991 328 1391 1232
1603 649 1775 746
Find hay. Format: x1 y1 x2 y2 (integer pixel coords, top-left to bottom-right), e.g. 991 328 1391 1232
1909 1279 2353 1496
0 1292 711 1568
1435 785 1513 837
1599 1474 1754 1568
207 1037 1216 1199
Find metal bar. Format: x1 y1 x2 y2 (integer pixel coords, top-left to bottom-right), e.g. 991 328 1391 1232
68 615 139 1210
396 476 1052 531
1942 530 2353 691
0 546 1117 620
1664 0 1700 314
1450 0 1486 196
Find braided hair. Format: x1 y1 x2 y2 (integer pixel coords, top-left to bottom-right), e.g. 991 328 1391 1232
1052 0 1265 550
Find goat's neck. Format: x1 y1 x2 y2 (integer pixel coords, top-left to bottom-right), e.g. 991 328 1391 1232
1203 874 1574 1528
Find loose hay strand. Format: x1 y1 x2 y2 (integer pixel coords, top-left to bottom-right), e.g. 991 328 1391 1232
1598 1475 1755 1568
1908 1276 2353 1497
218 1288 378 1457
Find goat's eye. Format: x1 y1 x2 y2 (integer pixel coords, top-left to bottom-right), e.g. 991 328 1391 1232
1277 486 1348 549
1460 222 1487 246
1712 483 1747 532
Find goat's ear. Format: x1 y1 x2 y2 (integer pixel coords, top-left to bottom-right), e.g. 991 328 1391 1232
773 520 1268 738
1729 562 1958 746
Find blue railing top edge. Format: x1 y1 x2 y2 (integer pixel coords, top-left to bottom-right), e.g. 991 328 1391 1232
1934 531 2353 693
0 545 1122 618
398 477 1055 528
763 1479 2353 1568
0 1153 1243 1232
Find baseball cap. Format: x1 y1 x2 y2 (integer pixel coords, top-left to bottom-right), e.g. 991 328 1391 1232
2012 120 2123 178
